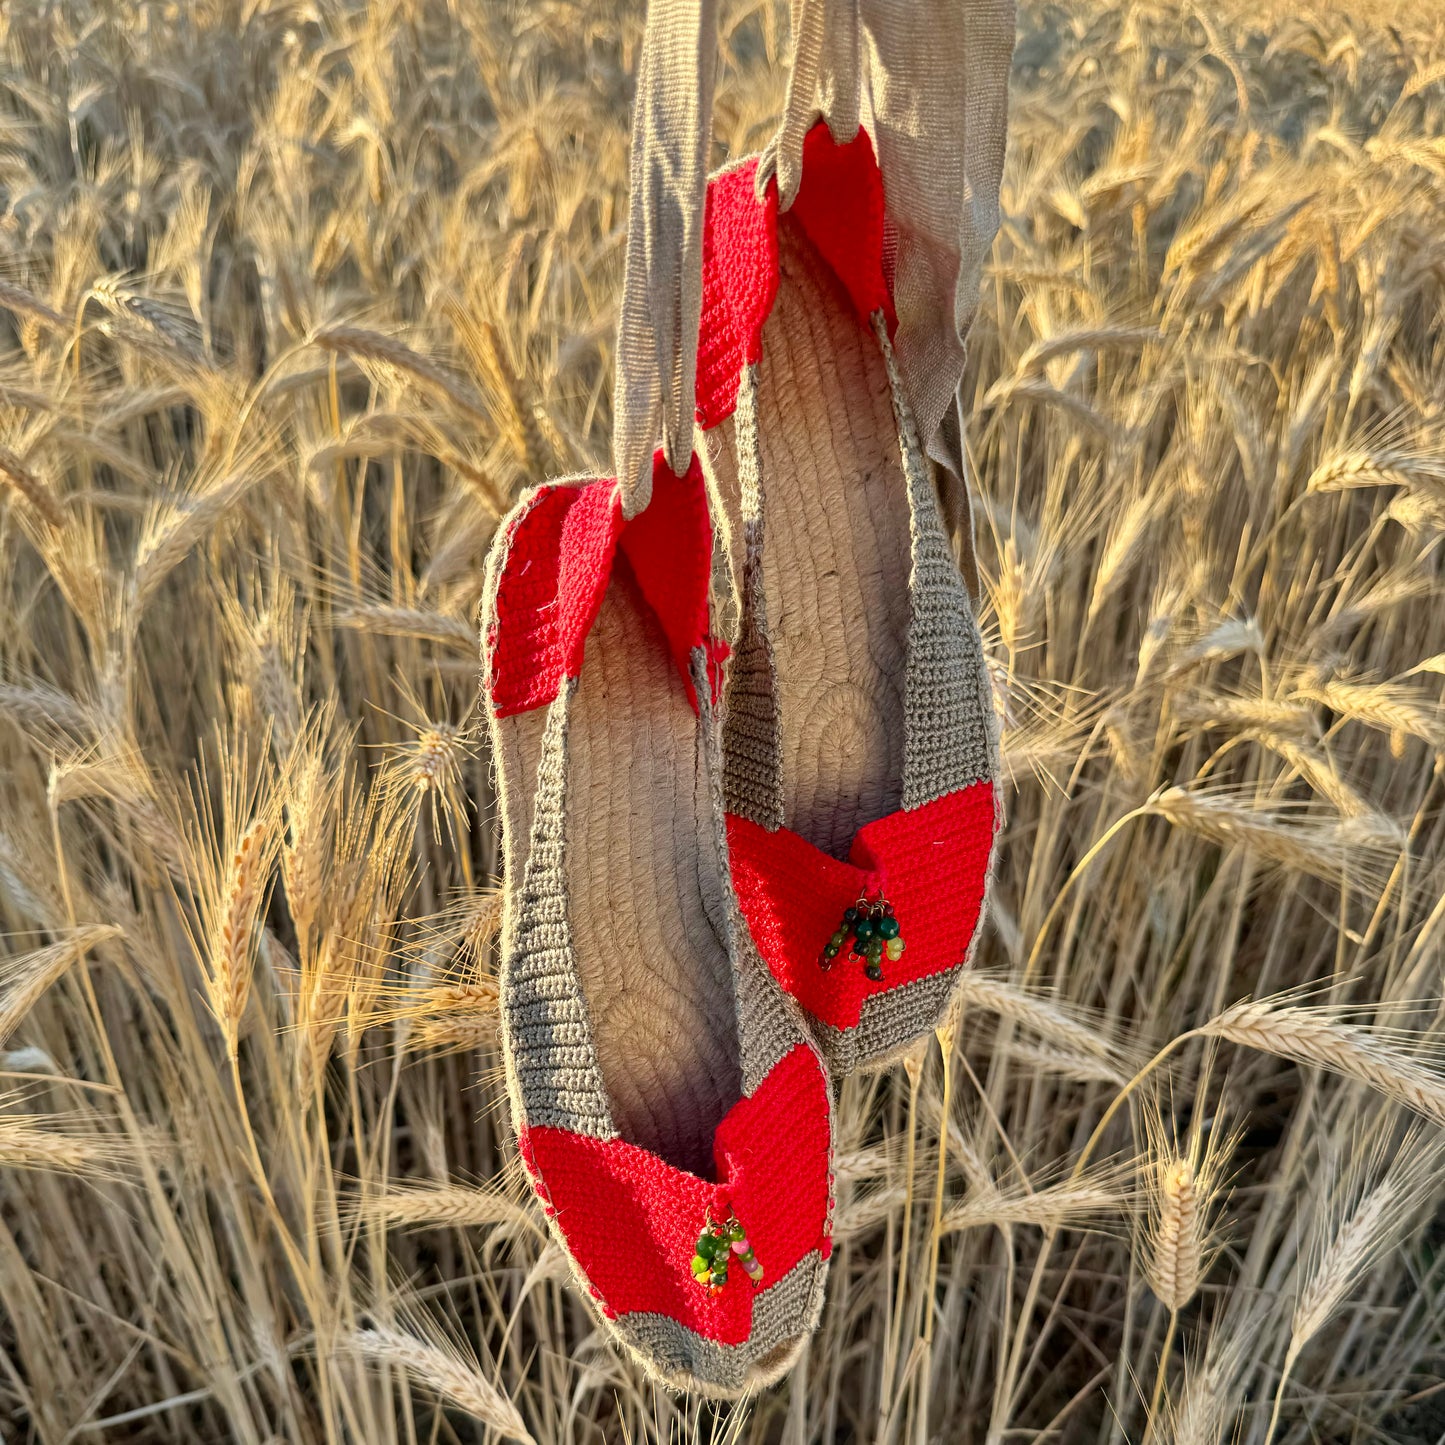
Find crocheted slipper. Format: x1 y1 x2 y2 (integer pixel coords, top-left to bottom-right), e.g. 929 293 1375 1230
696 125 1001 1075
479 456 833 1396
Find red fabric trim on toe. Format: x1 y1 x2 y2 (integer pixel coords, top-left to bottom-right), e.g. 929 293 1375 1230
727 783 996 1033
518 1044 832 1344
695 123 894 431
489 454 725 718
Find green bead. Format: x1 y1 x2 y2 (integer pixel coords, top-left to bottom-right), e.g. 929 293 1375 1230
829 930 847 948
867 938 883 957
865 963 883 982
886 937 905 960
711 1265 728 1285
843 907 859 924
691 1254 709 1275
696 1233 718 1260
727 1218 746 1242
854 918 875 943
877 915 900 939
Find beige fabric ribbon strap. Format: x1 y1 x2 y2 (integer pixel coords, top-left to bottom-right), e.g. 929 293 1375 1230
613 0 1016 516
613 0 718 518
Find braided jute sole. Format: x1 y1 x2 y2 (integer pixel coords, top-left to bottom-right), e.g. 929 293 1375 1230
480 471 833 1395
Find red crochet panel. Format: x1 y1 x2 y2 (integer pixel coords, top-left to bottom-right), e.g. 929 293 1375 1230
695 122 895 431
695 160 778 430
486 485 582 717
519 1044 832 1344
619 455 716 703
727 782 996 1031
790 123 895 332
554 478 625 680
489 455 721 718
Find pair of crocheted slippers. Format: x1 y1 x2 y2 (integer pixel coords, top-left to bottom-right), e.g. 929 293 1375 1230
480 127 999 1396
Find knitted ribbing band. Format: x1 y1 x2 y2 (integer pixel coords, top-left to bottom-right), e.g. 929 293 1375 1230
820 967 960 1074
719 364 785 832
873 311 998 808
694 643 803 1094
501 678 615 1137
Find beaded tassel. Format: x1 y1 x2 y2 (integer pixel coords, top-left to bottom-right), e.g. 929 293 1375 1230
690 1211 763 1293
726 1214 765 1286
690 1217 730 1294
818 890 905 982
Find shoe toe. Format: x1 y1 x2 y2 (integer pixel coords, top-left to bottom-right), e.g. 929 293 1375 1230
609 1248 827 1396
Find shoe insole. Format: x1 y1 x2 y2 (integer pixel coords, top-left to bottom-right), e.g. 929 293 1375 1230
706 213 913 859
565 561 741 1177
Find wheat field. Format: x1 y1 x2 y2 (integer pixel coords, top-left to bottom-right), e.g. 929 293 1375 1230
2 0 1445 1441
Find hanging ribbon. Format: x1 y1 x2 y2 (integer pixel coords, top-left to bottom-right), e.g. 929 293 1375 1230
613 0 1017 517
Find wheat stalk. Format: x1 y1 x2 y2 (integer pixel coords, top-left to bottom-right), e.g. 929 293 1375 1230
1201 1002 1445 1125
1158 1307 1262 1445
0 445 64 529
1296 677 1445 748
408 1012 498 1054
295 934 352 1104
422 979 499 1014
1251 731 1372 816
0 926 122 1045
940 1180 1125 1234
408 724 464 794
86 278 208 365
281 747 334 953
459 889 505 963
1305 448 1445 496
1170 691 1320 740
1294 1184 1396 1350
1267 1135 1444 1438
1147 1158 1201 1312
1141 1109 1238 1317
333 604 477 651
345 1327 534 1442
0 278 66 330
0 1116 137 1177
132 455 276 606
954 972 1126 1062
1013 325 1158 377
1149 786 1400 883
1004 1038 1129 1086
1401 57 1445 99
312 326 487 422
0 681 98 745
209 819 271 1059
368 1183 533 1231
